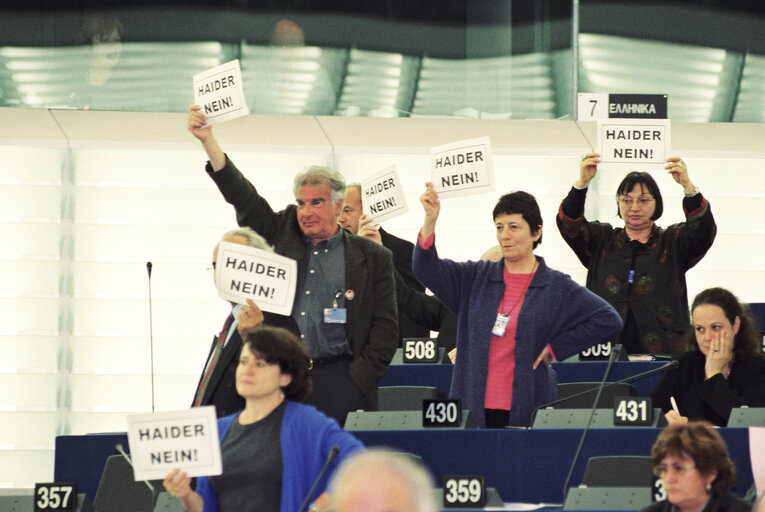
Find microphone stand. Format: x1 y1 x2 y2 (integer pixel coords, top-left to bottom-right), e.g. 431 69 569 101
561 346 620 502
297 446 340 512
115 443 156 496
147 262 155 413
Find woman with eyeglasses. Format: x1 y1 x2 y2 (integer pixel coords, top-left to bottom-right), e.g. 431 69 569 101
651 287 765 427
643 421 751 512
557 154 717 355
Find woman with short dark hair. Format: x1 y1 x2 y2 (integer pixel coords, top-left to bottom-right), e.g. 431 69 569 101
557 154 716 355
164 326 363 512
651 287 765 426
414 184 622 428
642 421 751 512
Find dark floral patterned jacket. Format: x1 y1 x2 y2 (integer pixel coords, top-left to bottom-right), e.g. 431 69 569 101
557 187 716 354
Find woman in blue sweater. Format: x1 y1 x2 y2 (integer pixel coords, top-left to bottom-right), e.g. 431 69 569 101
163 325 363 512
413 184 623 428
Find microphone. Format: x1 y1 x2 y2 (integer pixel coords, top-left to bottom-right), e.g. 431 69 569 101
115 444 156 495
530 358 679 424
561 344 621 502
115 443 136 469
297 446 340 512
146 261 156 413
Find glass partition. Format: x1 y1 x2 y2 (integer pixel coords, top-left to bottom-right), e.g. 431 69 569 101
1 1 763 121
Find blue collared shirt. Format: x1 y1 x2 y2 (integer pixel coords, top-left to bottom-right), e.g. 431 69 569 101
293 227 351 358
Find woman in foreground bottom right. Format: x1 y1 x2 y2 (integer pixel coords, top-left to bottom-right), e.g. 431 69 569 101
642 421 751 512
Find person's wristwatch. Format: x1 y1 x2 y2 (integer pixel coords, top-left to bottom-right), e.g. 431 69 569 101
684 186 700 197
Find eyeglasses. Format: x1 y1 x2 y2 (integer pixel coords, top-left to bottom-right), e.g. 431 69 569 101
206 262 216 275
653 463 696 477
618 197 655 208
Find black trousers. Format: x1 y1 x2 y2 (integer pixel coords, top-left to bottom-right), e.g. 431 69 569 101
307 358 368 427
484 408 510 428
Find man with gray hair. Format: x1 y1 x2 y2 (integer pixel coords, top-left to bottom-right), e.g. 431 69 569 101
187 106 398 425
329 449 438 512
339 182 430 343
192 226 276 417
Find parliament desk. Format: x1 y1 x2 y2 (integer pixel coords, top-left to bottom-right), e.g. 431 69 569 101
54 426 753 507
380 360 667 397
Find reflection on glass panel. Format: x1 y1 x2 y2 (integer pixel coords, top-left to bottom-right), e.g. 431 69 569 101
241 43 346 115
0 3 764 121
734 52 765 122
336 48 418 117
578 34 737 122
0 42 234 111
414 53 558 119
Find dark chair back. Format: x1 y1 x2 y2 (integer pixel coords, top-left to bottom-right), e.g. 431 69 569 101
582 456 653 487
378 385 446 411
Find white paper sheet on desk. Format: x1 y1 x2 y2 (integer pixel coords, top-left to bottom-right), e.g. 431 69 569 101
750 426 765 495
503 503 560 510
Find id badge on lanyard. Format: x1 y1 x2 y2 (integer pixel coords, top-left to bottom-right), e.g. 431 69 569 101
324 289 347 324
492 313 510 336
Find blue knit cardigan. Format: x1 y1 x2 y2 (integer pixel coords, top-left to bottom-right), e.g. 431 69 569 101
413 242 623 427
196 401 364 512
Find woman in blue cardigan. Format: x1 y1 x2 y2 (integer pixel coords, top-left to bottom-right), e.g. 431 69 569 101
413 184 623 428
163 325 363 512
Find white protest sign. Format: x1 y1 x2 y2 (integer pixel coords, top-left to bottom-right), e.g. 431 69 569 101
430 136 495 199
215 242 297 316
597 118 671 170
126 407 221 481
360 165 409 223
193 59 249 125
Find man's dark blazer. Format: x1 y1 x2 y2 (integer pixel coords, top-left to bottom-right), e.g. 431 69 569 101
379 227 430 342
207 157 398 409
194 324 244 418
194 311 296 417
394 271 458 352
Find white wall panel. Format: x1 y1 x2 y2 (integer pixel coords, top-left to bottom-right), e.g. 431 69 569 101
0 412 58 446
0 374 58 410
0 298 59 334
2 108 765 488
0 261 60 296
0 336 59 372
0 224 62 258
0 451 54 486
